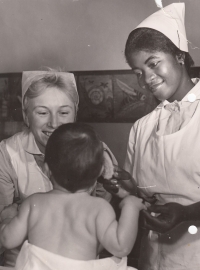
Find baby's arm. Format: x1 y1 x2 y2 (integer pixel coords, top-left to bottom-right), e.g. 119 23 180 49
0 197 31 249
96 195 145 257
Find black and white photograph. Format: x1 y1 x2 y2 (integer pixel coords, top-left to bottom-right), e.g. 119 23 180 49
0 1 200 269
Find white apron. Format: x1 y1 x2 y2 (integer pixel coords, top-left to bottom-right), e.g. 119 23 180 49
125 81 200 270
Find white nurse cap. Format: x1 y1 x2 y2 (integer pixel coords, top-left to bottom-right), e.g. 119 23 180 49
135 3 188 52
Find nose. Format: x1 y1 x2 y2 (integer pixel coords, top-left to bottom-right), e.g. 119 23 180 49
140 70 156 89
47 114 60 129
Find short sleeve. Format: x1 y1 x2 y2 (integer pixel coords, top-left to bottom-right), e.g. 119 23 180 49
123 121 139 177
0 140 18 212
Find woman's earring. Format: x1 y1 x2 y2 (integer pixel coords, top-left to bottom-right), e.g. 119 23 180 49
178 54 185 66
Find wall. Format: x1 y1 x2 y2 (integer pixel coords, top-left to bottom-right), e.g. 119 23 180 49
90 123 133 167
1 0 200 166
0 0 199 73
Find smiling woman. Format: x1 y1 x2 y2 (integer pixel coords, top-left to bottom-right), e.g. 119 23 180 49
121 2 200 270
25 87 75 152
128 50 193 102
125 28 194 102
22 73 77 153
0 70 115 267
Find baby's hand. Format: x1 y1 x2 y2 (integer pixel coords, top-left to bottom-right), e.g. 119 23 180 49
119 195 146 211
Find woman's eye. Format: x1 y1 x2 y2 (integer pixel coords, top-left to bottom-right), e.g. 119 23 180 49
38 111 48 115
149 62 159 68
60 111 69 115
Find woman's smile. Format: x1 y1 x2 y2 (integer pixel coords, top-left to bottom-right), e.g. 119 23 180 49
43 131 54 137
149 80 164 93
26 87 76 153
129 50 184 101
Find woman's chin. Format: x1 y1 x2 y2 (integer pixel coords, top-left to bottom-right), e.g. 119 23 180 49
153 90 168 101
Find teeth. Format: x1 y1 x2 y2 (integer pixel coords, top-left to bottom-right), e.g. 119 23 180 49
44 132 52 137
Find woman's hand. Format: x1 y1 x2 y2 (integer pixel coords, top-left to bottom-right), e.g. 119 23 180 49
98 165 138 199
141 202 187 233
0 203 19 222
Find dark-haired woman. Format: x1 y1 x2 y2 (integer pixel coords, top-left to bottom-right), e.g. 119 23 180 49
123 3 200 270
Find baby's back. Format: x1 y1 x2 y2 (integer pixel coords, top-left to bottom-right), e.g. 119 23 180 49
27 191 102 260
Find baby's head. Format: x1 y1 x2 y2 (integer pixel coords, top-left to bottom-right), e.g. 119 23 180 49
45 123 104 193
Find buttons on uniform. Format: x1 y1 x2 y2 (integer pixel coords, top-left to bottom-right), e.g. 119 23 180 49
187 93 196 102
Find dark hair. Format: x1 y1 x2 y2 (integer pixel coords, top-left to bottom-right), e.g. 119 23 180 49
125 28 194 75
45 123 104 193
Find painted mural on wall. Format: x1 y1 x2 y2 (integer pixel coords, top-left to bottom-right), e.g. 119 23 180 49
76 72 159 122
0 67 200 140
76 75 114 121
0 71 160 124
113 74 157 122
0 67 199 139
0 74 22 122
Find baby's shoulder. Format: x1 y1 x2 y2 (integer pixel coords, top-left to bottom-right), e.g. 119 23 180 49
90 195 109 204
90 196 113 213
24 192 47 206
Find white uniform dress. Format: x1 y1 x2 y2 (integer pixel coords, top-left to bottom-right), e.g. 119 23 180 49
124 79 200 270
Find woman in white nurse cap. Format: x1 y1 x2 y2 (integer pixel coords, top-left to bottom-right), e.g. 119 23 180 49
123 3 200 270
0 69 114 267
22 71 79 153
0 70 79 267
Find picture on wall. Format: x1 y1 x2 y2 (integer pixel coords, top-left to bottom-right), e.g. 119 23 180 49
0 74 23 122
0 67 200 126
75 70 159 122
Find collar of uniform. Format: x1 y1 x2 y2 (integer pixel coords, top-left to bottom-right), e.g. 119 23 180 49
156 78 200 109
181 78 200 102
21 129 43 155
